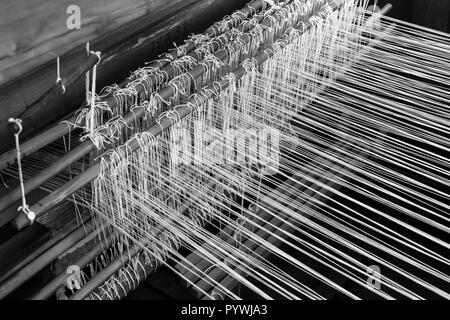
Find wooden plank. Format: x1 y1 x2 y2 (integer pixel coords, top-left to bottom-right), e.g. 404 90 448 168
0 220 94 299
0 0 184 85
0 186 49 228
0 224 47 276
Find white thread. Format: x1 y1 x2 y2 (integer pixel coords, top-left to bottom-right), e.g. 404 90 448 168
56 56 66 93
8 118 35 224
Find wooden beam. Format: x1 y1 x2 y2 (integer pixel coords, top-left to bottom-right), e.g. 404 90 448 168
0 0 197 86
0 220 93 299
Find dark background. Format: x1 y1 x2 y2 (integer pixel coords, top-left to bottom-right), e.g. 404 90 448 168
379 0 450 32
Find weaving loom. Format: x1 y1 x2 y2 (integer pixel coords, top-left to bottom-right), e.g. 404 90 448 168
0 0 448 300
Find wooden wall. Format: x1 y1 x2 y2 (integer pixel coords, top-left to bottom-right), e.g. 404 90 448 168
0 0 202 86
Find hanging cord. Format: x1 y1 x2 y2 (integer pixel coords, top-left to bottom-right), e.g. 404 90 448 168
90 50 102 107
8 118 35 224
88 50 102 135
85 42 91 104
56 56 66 93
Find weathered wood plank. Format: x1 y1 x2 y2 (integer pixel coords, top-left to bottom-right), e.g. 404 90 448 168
0 0 180 85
